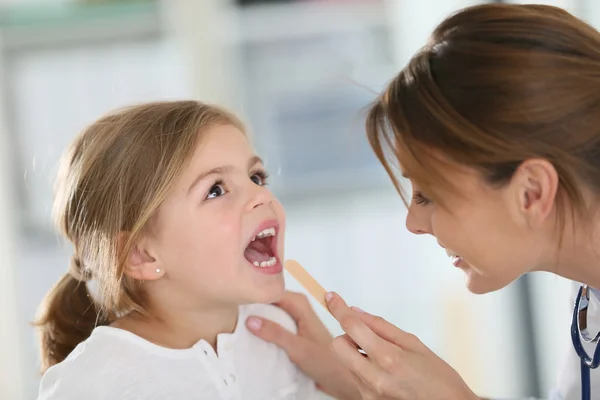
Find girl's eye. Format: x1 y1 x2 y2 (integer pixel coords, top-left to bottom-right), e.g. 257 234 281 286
206 180 227 200
251 170 269 186
412 191 432 206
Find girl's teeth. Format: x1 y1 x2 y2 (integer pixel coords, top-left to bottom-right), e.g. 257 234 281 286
253 227 276 241
253 257 277 268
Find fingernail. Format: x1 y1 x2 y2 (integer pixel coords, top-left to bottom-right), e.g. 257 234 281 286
351 306 365 313
246 317 262 331
325 292 334 302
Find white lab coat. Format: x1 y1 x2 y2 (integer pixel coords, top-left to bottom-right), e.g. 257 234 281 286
547 282 600 400
501 282 600 400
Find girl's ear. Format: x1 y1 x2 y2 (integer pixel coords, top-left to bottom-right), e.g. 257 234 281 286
118 232 165 281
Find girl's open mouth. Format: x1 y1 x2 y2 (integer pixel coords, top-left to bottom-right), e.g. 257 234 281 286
244 226 278 268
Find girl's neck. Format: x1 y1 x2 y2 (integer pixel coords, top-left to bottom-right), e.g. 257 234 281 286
113 302 239 351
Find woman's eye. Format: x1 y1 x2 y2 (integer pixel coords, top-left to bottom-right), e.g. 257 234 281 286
412 191 432 205
251 171 269 186
206 181 226 200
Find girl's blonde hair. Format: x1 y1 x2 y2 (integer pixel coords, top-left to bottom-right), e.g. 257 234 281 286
35 100 244 372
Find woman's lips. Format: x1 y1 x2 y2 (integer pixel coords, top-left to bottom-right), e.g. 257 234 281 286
445 249 464 268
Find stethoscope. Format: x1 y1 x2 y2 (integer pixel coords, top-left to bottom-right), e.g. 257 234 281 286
572 284 600 400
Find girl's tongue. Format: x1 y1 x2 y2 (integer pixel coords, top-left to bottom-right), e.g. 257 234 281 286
244 237 275 266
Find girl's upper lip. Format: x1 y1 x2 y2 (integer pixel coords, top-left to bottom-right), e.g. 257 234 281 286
247 218 279 245
245 218 280 261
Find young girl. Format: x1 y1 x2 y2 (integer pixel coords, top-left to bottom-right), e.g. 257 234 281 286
35 101 320 399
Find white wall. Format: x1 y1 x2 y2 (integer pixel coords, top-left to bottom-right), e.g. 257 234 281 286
163 0 242 113
0 73 25 400
384 0 482 68
528 273 573 396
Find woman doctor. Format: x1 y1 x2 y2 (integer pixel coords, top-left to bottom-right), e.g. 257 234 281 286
244 3 600 400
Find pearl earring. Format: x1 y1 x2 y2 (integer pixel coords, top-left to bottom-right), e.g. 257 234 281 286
155 268 161 273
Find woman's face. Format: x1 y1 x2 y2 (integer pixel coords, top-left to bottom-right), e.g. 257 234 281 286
404 159 560 294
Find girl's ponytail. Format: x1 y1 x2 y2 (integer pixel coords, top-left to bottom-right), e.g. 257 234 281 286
35 256 109 373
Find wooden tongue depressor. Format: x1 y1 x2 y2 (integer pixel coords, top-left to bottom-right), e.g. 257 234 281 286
284 259 368 356
284 259 328 311
284 259 367 356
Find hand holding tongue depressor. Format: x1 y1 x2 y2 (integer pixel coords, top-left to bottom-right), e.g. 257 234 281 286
284 259 367 356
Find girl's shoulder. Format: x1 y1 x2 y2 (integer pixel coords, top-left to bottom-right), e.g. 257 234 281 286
36 326 166 399
36 331 110 399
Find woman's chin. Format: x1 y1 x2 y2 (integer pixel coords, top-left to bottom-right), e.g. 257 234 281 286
465 279 491 295
463 269 512 295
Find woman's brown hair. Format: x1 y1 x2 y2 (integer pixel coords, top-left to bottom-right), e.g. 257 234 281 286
35 100 244 372
367 3 600 226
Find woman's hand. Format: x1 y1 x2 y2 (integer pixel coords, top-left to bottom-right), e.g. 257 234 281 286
326 292 480 400
246 291 361 400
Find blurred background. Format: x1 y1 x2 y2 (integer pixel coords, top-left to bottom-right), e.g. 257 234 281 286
0 0 596 398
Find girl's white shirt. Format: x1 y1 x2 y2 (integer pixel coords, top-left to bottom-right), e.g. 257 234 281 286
37 303 320 400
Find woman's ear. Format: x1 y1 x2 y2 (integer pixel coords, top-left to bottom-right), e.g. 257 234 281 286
511 159 558 228
118 232 164 281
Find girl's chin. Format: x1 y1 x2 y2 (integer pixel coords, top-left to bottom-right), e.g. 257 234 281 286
249 279 285 304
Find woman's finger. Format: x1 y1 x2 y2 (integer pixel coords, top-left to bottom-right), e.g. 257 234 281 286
331 334 387 389
274 290 333 344
333 334 405 399
272 291 313 323
359 311 423 352
326 292 382 353
327 292 402 365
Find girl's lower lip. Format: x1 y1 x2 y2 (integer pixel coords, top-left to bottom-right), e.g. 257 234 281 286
248 259 283 275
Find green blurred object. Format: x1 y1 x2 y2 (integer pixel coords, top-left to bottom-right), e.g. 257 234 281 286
76 0 154 4
0 0 157 29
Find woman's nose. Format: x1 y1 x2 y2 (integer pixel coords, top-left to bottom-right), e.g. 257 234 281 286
405 207 432 235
